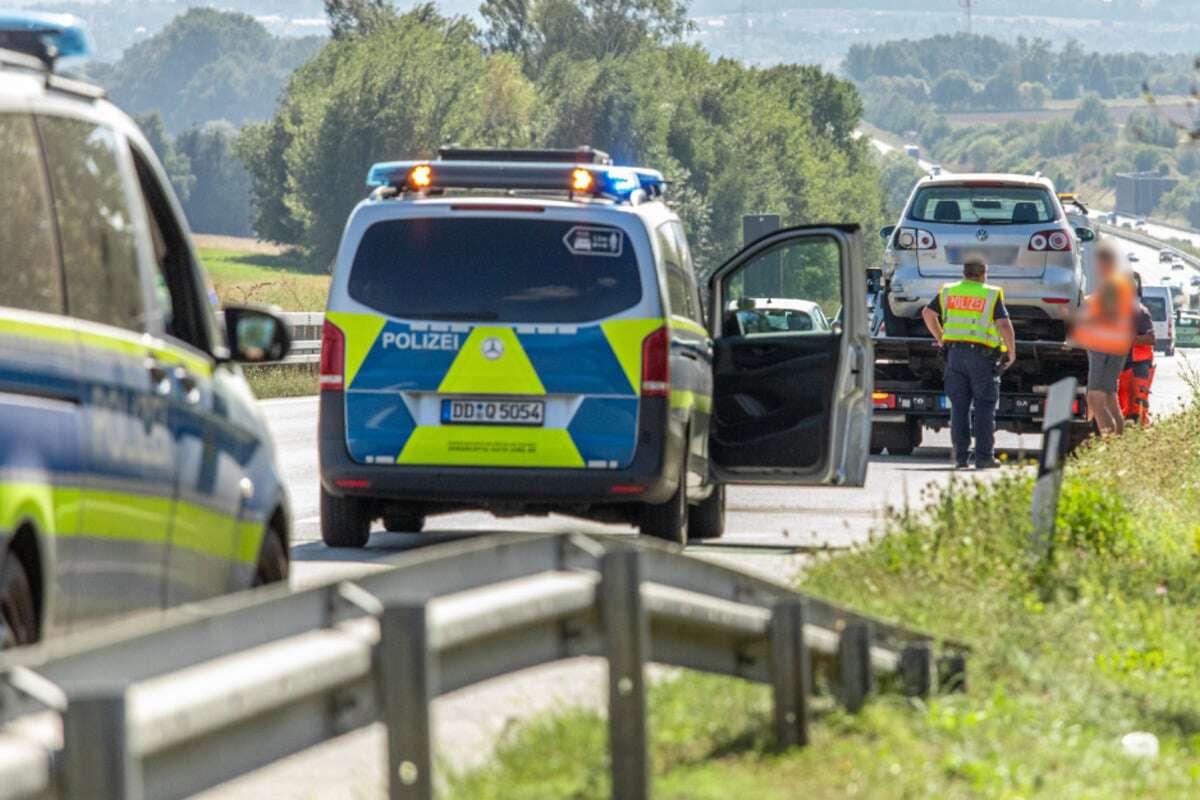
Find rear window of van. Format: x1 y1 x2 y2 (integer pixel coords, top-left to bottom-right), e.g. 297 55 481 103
347 217 643 323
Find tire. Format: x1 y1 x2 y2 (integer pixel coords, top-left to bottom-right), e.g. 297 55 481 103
0 554 37 649
688 483 726 541
321 487 373 548
253 528 289 587
383 506 425 533
1166 346 1175 357
640 451 688 546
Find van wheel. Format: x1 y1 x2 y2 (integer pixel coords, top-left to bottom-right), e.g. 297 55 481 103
383 507 425 533
253 528 289 587
640 453 688 546
0 555 37 649
688 483 725 540
321 488 373 548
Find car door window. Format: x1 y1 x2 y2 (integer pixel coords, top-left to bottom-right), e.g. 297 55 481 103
38 115 144 331
721 237 841 337
0 113 62 314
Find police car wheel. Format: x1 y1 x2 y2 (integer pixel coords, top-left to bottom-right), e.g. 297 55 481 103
639 452 688 545
383 508 425 533
253 529 289 587
321 488 373 549
0 555 37 649
687 483 725 540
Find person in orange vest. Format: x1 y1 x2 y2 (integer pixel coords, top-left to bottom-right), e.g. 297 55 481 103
1071 241 1134 436
1123 271 1156 425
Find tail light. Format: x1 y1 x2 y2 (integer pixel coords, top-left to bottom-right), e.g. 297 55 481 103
320 319 346 391
1042 297 1071 304
872 391 897 409
1028 229 1072 252
640 326 670 397
894 227 937 250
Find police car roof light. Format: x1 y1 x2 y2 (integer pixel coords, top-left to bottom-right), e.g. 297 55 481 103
365 158 665 204
438 146 612 165
0 11 92 66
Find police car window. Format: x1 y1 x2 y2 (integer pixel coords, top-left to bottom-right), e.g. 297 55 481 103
0 114 62 315
348 218 642 323
721 236 842 338
39 116 144 332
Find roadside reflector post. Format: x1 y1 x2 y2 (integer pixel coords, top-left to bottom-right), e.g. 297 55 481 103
838 621 873 713
63 687 142 800
1029 377 1077 561
900 643 934 698
380 602 436 800
769 599 811 748
600 549 649 800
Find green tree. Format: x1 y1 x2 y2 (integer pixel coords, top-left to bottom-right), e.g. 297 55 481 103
877 151 925 221
103 9 322 132
1072 93 1113 131
176 121 253 236
931 70 973 110
980 69 1021 111
325 0 393 38
1125 111 1178 148
134 111 194 202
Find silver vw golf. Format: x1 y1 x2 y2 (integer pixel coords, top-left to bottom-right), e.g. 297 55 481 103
879 173 1093 341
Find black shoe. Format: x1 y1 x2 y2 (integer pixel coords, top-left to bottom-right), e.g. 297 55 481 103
954 462 972 471
975 458 1000 470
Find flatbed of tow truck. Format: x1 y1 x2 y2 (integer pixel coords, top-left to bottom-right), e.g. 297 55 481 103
871 336 1094 455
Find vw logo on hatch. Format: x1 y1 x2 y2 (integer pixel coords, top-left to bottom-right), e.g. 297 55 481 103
975 228 989 242
481 337 505 360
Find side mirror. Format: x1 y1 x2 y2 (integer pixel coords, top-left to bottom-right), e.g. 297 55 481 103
223 305 291 364
1075 227 1096 242
879 225 896 242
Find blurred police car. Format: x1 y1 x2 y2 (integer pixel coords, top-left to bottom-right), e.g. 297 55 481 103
0 14 293 647
318 147 873 548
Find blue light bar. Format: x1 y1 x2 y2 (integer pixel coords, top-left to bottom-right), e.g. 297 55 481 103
0 11 92 63
366 159 666 203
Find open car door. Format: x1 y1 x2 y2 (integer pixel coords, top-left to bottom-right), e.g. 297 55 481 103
707 225 872 486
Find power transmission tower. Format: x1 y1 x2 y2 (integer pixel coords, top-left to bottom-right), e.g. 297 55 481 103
958 0 976 34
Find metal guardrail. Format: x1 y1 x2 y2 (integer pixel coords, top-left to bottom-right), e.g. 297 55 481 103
279 311 321 365
0 533 966 800
1098 223 1200 271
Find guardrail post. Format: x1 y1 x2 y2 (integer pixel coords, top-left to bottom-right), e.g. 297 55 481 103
769 599 810 748
900 643 933 698
62 689 141 800
600 549 649 800
939 654 968 693
838 622 873 713
379 602 436 800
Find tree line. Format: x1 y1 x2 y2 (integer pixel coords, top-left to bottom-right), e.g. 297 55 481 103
847 34 1193 114
238 0 885 272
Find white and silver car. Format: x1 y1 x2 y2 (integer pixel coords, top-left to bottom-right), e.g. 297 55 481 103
880 173 1093 340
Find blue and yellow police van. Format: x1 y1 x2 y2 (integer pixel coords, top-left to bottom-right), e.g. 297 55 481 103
319 147 874 548
0 14 293 647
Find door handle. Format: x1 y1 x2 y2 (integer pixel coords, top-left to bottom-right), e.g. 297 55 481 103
174 366 202 404
145 359 172 396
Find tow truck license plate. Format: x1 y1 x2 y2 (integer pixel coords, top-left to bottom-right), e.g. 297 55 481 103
441 399 545 426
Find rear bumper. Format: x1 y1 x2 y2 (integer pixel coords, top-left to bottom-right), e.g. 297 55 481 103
318 392 684 510
886 266 1079 322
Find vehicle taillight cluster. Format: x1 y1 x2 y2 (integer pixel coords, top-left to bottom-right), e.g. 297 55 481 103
894 227 937 251
1028 229 1071 252
640 326 670 397
319 319 346 392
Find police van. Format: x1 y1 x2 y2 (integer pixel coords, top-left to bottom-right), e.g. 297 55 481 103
319 147 873 547
0 15 293 647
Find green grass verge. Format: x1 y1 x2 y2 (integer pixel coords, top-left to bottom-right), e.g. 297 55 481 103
199 248 330 311
243 363 318 399
446 391 1200 798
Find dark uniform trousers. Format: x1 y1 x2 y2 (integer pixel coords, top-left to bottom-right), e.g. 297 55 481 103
945 343 1000 463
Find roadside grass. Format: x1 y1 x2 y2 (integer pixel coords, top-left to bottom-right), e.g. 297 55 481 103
199 247 329 311
243 363 318 399
446 392 1200 798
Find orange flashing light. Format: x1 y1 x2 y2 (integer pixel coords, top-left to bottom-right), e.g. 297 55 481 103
571 168 594 193
409 163 433 190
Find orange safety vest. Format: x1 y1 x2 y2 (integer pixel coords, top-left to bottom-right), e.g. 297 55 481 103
1074 275 1134 356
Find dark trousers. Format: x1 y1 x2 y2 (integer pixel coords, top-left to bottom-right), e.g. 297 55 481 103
945 346 999 463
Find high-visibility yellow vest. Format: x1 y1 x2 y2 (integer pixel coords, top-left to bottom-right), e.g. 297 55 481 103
940 280 1004 349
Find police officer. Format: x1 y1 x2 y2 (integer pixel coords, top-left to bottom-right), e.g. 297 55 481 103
921 258 1017 470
